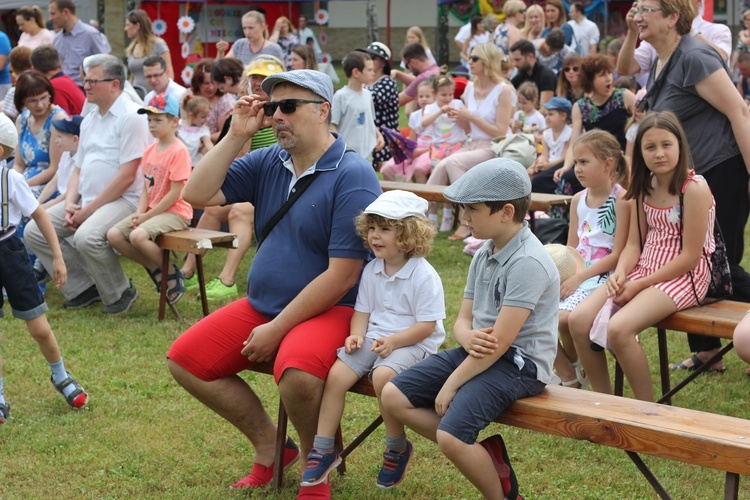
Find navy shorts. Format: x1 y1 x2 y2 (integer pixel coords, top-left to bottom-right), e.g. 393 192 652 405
390 346 546 444
0 234 47 320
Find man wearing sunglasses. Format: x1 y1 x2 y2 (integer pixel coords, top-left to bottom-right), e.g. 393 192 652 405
167 70 381 495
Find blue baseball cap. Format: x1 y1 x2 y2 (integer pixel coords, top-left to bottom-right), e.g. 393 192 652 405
138 92 180 117
261 69 334 103
543 97 572 116
52 115 84 136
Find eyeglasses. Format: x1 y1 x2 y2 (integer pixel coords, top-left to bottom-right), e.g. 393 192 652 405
24 93 50 107
262 99 325 117
563 66 580 72
144 71 166 80
469 55 482 62
632 5 663 16
82 78 115 87
519 9 526 14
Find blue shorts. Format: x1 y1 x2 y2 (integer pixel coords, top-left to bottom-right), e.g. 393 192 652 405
0 234 47 320
390 346 546 444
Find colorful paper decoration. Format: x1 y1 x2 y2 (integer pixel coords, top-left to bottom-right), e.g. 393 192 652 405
177 15 195 34
152 19 167 36
181 42 190 59
181 66 194 86
320 53 331 64
315 9 329 25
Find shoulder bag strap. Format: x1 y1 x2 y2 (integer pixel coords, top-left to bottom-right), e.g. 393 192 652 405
1 167 9 232
255 148 355 250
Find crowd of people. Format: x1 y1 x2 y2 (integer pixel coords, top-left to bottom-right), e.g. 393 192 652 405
2 0 750 499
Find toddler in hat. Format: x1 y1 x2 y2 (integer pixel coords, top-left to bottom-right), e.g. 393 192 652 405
0 113 88 424
379 158 560 499
300 190 445 492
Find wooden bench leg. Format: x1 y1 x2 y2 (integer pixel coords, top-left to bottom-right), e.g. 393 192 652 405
614 359 624 397
725 472 740 500
335 426 346 476
657 341 734 405
272 397 288 490
195 254 210 317
625 450 671 499
339 415 383 477
657 328 671 405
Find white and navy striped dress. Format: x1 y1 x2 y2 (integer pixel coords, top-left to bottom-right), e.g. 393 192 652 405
627 173 716 311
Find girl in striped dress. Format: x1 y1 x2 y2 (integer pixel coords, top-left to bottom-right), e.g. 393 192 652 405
568 111 716 402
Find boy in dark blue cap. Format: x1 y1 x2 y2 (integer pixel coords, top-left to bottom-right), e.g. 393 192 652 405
38 115 84 209
379 158 559 499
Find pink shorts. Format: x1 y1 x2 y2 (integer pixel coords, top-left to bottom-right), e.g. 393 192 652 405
167 299 353 384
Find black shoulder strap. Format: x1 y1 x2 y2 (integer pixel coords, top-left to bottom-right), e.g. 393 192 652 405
1 167 9 231
256 148 355 250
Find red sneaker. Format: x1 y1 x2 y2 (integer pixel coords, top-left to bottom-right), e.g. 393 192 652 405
230 437 300 489
297 476 332 499
480 434 519 499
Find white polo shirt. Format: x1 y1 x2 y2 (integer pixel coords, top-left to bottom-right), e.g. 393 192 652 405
354 256 446 355
74 93 151 207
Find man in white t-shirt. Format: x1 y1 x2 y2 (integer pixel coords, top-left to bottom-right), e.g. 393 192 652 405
568 3 600 55
25 55 151 315
142 56 187 105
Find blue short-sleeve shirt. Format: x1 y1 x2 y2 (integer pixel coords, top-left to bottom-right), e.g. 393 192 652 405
221 134 382 318
0 32 11 85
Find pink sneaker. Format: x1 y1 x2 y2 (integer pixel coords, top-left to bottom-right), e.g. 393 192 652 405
230 437 300 489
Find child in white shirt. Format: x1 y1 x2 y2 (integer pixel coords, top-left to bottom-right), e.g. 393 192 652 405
512 82 546 136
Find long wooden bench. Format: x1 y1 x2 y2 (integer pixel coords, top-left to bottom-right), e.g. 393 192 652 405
251 363 750 498
379 180 572 233
613 300 746 405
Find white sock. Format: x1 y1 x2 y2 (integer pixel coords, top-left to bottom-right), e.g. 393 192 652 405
428 213 438 223
442 208 453 219
49 359 75 398
0 377 5 405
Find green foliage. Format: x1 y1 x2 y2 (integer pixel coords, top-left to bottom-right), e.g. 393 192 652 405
1 228 749 499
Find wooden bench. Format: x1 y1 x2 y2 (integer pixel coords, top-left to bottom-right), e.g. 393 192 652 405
380 180 572 233
613 300 747 405
251 364 750 498
154 228 237 320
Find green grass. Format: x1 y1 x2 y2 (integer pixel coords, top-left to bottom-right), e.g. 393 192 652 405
1 230 750 499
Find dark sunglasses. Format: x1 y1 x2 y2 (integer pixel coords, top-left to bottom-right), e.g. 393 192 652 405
469 55 482 62
563 66 580 72
262 99 325 117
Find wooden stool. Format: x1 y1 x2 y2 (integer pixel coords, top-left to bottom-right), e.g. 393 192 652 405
155 228 238 320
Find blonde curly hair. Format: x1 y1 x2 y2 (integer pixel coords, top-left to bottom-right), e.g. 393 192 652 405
354 213 436 259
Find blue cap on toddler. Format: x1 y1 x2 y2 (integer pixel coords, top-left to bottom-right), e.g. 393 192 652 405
52 115 84 136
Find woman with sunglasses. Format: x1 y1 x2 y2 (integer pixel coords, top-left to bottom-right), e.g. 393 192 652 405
557 54 584 104
13 71 68 199
124 9 173 88
620 0 750 373
426 43 515 240
552 55 634 195
492 0 526 55
521 5 547 44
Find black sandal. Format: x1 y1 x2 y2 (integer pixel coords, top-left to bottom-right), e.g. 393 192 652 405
51 372 88 409
165 264 185 305
0 402 9 424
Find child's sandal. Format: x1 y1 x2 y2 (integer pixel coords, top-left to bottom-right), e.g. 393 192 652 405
165 264 185 305
0 402 10 424
572 360 590 390
50 372 88 409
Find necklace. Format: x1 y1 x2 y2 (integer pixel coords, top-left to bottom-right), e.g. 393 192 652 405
249 39 267 54
655 36 681 76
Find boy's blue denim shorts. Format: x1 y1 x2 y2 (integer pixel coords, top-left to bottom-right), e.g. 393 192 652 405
390 346 546 444
0 234 48 320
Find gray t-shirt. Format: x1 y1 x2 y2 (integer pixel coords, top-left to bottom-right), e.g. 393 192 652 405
231 39 285 66
331 86 377 161
644 36 739 173
128 38 169 88
464 223 559 383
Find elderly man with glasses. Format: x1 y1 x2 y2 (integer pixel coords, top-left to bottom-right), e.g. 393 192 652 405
25 54 151 315
167 70 380 496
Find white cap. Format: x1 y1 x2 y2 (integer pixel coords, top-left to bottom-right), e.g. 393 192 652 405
0 113 18 151
364 190 428 220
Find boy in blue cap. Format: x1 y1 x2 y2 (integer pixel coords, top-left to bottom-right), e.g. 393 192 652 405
38 115 84 209
107 93 193 307
379 158 559 499
0 113 88 424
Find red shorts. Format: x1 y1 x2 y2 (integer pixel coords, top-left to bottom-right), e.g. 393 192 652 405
167 299 353 384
